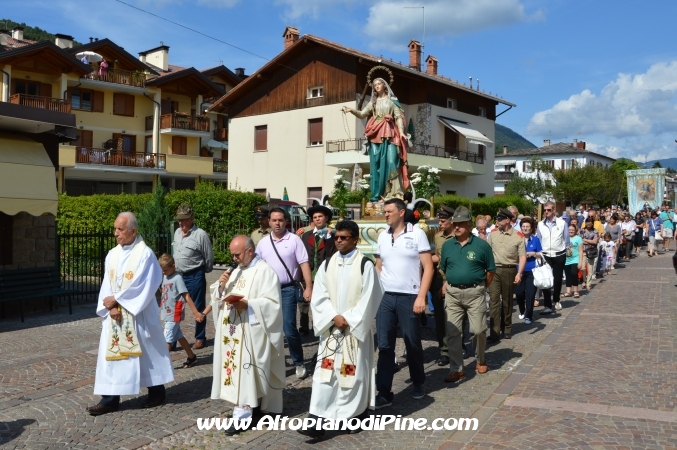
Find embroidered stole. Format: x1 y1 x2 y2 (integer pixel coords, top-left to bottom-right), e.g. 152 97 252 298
219 265 258 403
105 239 146 361
318 251 364 388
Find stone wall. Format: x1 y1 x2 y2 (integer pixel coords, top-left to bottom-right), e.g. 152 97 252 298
415 103 432 145
0 213 56 271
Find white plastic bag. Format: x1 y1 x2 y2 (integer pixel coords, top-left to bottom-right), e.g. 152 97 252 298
533 258 554 289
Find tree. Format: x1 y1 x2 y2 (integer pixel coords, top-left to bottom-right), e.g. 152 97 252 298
137 181 172 256
551 164 624 207
503 156 553 200
652 161 663 168
611 158 641 204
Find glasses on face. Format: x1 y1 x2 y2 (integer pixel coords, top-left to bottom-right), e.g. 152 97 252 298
544 208 553 212
335 235 353 241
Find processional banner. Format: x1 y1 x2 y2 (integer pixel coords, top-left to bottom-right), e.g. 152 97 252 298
626 168 667 214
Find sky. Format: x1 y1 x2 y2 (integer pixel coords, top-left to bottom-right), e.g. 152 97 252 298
5 0 677 163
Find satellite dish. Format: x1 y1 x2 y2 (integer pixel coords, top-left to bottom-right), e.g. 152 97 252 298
509 167 516 173
538 195 548 204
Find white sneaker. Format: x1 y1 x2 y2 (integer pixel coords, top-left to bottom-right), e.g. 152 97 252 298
555 302 562 310
519 314 525 320
296 366 307 379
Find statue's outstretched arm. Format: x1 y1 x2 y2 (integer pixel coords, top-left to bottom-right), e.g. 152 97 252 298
348 102 373 119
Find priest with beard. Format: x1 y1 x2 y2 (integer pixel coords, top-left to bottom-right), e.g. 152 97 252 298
205 235 285 435
298 220 383 438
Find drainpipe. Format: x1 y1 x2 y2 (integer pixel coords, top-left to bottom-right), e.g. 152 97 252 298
144 91 160 154
495 105 513 119
65 81 80 101
1 68 9 102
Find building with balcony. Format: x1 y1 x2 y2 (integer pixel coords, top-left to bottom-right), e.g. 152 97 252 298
210 27 514 203
0 29 241 196
494 140 616 195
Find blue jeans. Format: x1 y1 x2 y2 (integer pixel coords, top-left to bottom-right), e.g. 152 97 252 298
182 268 206 342
281 285 304 366
376 292 426 398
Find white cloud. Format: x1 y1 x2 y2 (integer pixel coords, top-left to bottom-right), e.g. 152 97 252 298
276 0 359 20
527 61 677 139
363 0 542 51
196 0 240 7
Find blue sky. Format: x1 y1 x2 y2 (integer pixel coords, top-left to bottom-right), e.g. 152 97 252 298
5 0 677 162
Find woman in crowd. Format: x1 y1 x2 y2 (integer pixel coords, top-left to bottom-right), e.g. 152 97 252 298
660 208 674 251
620 214 636 260
564 223 584 298
514 217 541 325
605 214 621 265
634 212 645 255
580 218 600 290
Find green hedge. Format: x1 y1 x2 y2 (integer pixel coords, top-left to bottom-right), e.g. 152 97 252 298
434 195 534 220
57 182 266 263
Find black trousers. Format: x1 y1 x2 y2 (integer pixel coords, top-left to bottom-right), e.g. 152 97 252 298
515 271 536 320
542 253 566 308
564 263 579 288
100 385 165 406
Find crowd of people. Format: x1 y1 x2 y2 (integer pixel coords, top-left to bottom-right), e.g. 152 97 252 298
84 200 676 438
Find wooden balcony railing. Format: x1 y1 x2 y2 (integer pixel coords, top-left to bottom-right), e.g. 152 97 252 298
75 148 166 169
213 128 228 141
9 93 71 113
325 138 484 164
160 113 210 132
213 158 228 173
494 171 515 181
85 67 145 87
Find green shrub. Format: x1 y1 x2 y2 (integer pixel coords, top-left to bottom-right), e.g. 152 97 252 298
434 195 534 220
57 193 151 232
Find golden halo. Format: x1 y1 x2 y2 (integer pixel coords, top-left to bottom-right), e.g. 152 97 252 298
367 65 394 87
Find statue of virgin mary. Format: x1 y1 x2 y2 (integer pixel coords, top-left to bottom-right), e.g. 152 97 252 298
343 77 410 201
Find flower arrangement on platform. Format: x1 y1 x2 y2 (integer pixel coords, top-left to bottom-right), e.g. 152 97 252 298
410 165 441 200
331 168 351 219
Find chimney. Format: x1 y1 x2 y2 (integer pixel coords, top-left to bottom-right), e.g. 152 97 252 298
543 139 551 147
11 26 24 41
577 141 586 149
425 55 438 75
503 145 508 155
283 26 299 49
54 33 74 49
408 40 421 71
139 45 170 71
573 138 577 147
234 68 246 78
0 30 8 47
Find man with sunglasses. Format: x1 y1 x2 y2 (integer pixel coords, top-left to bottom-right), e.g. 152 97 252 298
536 201 569 314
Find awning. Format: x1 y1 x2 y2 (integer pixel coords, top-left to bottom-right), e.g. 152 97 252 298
494 160 516 165
206 139 228 149
0 132 58 216
438 117 494 147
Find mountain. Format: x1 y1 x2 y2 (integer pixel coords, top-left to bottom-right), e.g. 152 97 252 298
494 123 537 154
0 19 82 46
646 158 677 171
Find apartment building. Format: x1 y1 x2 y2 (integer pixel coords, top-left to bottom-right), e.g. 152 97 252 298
493 140 616 195
0 27 242 196
210 27 514 203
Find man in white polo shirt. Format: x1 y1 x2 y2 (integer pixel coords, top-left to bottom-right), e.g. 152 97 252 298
374 198 434 408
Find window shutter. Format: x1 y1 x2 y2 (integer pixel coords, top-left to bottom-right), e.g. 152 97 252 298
40 83 52 98
255 125 267 151
113 93 124 115
0 212 13 266
92 91 104 113
561 160 565 169
81 130 93 149
161 99 171 115
172 136 187 155
10 79 17 95
125 94 134 116
309 118 322 144
112 133 122 150
478 144 485 159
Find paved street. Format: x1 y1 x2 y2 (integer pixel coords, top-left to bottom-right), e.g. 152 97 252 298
0 254 675 449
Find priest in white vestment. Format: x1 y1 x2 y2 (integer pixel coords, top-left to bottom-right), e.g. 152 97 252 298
299 220 383 438
207 235 285 435
87 212 174 416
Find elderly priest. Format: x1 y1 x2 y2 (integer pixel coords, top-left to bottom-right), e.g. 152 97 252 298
299 220 383 438
207 235 285 435
87 212 174 415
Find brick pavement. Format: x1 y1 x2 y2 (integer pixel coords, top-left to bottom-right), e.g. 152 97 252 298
0 253 674 449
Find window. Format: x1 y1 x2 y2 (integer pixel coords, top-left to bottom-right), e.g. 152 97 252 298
308 118 323 146
478 193 486 198
446 190 457 195
113 93 135 116
254 188 267 196
478 107 486 117
477 144 485 161
0 212 13 266
447 98 457 110
145 136 153 153
171 136 187 155
14 81 40 96
308 86 324 98
71 88 93 111
255 125 267 151
308 187 323 203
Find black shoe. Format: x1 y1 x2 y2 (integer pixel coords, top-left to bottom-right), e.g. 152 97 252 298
487 335 501 342
142 396 165 408
503 333 511 339
374 394 392 409
298 428 325 438
299 326 310 336
86 403 119 415
437 355 450 366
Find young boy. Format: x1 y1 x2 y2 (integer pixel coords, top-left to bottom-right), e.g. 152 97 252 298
158 253 204 368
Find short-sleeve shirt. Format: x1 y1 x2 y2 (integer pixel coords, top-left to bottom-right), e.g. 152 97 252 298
256 231 309 284
580 229 599 251
433 231 454 280
250 227 272 246
376 222 431 294
487 227 526 265
660 212 674 230
161 273 188 322
440 235 496 285
523 235 543 272
605 223 621 240
566 235 583 266
172 225 214 273
649 217 663 234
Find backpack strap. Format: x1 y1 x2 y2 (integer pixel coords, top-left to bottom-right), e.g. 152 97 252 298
324 255 373 275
